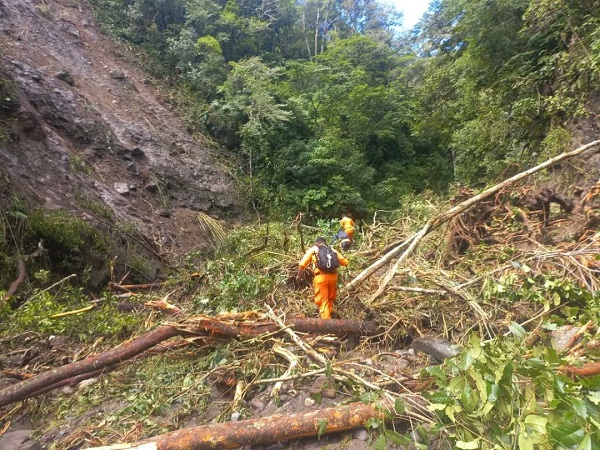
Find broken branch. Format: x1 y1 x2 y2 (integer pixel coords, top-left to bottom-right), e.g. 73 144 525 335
345 140 600 294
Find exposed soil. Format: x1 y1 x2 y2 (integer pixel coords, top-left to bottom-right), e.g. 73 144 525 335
0 0 242 273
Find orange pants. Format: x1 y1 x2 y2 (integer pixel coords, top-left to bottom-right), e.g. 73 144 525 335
313 273 338 319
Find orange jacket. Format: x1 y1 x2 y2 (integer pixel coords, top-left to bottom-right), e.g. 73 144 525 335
339 216 355 233
299 245 348 275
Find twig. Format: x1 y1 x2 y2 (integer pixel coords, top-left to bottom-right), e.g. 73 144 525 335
266 305 328 366
50 305 95 318
3 241 45 302
387 286 448 295
271 345 299 400
43 274 77 292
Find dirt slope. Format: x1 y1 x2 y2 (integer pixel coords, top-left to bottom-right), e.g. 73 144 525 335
0 0 241 264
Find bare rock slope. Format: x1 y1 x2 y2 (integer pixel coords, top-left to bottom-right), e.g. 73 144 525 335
0 0 240 262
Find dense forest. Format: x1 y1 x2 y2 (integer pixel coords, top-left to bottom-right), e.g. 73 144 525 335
90 0 599 218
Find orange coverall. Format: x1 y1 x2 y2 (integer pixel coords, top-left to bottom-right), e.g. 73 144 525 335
298 246 349 319
339 216 355 240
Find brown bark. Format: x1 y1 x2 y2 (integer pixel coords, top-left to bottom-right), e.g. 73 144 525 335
562 362 600 377
0 317 378 408
86 402 382 450
184 316 380 338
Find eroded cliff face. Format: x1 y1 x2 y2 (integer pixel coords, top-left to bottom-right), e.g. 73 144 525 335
0 0 241 279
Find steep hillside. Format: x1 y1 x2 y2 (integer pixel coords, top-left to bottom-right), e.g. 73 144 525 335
0 0 241 278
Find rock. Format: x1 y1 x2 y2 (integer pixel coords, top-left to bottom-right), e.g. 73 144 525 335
144 181 159 193
309 375 328 394
354 428 369 441
230 411 241 422
304 397 316 406
55 70 75 86
113 182 129 195
77 377 98 391
322 388 336 398
412 337 459 363
249 397 265 412
551 325 579 351
0 430 40 450
109 69 126 79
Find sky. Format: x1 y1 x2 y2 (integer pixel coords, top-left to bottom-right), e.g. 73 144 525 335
386 0 432 30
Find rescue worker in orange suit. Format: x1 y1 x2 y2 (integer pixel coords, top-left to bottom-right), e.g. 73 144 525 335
339 214 355 240
297 237 348 319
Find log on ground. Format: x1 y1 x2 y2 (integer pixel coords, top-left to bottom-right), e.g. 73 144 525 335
86 401 383 450
0 316 378 408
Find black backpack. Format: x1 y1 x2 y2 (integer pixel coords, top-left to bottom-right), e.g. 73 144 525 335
315 245 340 273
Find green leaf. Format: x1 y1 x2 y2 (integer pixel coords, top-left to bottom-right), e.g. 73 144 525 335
394 397 406 415
445 404 463 423
524 414 548 434
518 429 534 450
571 397 588 419
427 403 448 411
365 417 381 430
550 423 586 446
384 429 408 445
508 321 527 338
373 434 387 450
586 391 600 405
469 370 488 404
578 434 592 450
456 439 480 449
316 418 328 439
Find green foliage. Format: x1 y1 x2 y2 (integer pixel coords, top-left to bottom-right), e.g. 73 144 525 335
538 127 571 162
76 194 114 220
425 328 600 449
0 286 143 342
185 225 286 313
26 209 109 274
481 265 595 318
68 154 94 175
124 251 154 284
419 266 600 450
0 77 18 143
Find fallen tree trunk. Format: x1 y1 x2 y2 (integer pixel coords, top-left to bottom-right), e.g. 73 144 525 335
345 139 600 294
562 362 600 377
0 325 180 408
183 316 380 338
86 401 383 450
0 316 378 408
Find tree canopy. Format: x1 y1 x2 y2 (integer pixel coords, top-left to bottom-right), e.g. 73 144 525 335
90 0 600 218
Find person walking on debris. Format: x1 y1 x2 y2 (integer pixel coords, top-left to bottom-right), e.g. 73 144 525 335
331 229 352 251
339 214 355 239
297 237 348 319
332 214 355 251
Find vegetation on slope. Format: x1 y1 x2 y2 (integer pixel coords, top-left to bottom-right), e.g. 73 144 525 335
87 0 600 217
